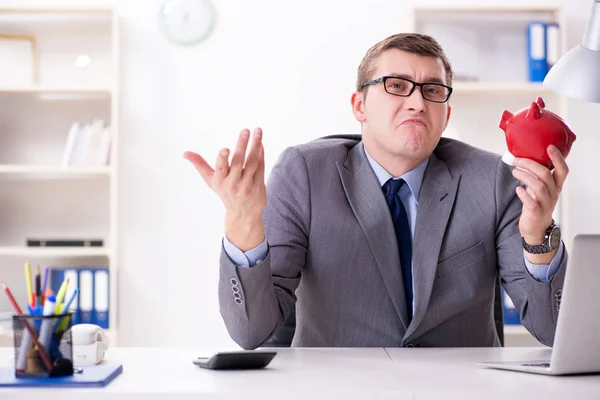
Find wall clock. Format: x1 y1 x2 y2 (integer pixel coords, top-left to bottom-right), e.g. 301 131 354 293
159 0 216 45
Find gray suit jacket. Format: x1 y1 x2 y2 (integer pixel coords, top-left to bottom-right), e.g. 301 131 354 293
219 135 567 349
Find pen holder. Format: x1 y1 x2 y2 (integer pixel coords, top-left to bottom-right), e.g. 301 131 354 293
12 313 74 378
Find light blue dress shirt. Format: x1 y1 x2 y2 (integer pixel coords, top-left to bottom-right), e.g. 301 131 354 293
223 147 564 286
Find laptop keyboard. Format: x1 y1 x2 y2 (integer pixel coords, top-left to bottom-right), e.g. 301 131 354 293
522 363 551 368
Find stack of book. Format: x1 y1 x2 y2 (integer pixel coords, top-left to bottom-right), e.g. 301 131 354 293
60 120 112 167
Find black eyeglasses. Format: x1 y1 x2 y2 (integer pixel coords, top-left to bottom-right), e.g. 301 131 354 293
361 76 453 103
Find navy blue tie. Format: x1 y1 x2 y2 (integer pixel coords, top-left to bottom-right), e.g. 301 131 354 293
383 178 413 321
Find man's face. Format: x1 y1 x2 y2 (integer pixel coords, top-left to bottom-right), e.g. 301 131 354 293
352 49 451 165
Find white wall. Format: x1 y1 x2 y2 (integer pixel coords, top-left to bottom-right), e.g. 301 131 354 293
5 0 599 347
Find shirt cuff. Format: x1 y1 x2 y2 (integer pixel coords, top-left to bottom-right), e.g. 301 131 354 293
222 236 268 268
523 241 565 283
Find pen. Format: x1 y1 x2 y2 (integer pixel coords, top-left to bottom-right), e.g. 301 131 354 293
1 281 53 371
35 266 41 307
55 277 70 307
41 267 49 306
55 288 78 331
37 295 57 359
2 281 23 314
24 263 34 308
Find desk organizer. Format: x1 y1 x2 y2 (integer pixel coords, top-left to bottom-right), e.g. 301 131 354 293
12 313 73 378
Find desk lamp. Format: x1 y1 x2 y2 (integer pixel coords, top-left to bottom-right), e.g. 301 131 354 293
543 0 600 102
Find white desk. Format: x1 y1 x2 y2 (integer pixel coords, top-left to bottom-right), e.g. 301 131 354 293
1 347 599 399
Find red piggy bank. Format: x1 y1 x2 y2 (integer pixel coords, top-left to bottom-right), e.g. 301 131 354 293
499 97 576 170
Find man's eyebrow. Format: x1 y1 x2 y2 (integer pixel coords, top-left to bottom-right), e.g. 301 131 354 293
387 74 447 85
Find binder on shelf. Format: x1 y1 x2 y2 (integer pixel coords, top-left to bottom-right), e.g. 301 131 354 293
93 268 109 329
50 268 80 325
526 21 560 82
78 269 94 324
27 239 103 247
51 268 110 328
526 21 548 82
545 22 560 70
501 288 521 325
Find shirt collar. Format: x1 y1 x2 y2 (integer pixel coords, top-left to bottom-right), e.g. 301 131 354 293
363 146 429 205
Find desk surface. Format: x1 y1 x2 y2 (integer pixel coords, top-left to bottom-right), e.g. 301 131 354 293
1 347 599 399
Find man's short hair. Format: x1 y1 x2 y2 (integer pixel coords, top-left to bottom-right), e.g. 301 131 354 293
356 33 454 93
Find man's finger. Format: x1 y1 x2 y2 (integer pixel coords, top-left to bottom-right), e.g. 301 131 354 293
514 157 554 188
214 148 230 184
183 151 214 185
229 129 251 181
513 168 551 208
241 128 263 183
255 143 265 184
516 185 539 213
548 145 569 190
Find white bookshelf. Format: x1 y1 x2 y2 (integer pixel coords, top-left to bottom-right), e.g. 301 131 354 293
0 7 119 346
410 5 568 347
452 82 555 94
0 246 111 258
0 165 112 178
0 86 111 94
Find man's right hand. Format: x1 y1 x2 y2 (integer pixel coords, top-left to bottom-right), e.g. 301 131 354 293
184 128 266 252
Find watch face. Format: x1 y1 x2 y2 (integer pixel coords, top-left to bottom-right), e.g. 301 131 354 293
159 0 216 45
549 227 561 249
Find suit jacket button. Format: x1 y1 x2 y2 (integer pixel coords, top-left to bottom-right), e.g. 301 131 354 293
230 278 239 286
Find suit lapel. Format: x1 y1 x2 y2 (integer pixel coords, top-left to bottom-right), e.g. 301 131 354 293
404 153 460 341
336 142 410 330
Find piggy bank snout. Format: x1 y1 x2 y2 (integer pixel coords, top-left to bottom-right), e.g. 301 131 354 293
499 110 513 132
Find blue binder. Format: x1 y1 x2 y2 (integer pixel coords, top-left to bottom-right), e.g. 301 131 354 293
0 363 123 388
78 269 95 324
50 268 80 325
545 22 560 70
93 268 110 329
526 21 548 82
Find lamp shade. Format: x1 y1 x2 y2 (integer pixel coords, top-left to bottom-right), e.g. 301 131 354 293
543 0 600 103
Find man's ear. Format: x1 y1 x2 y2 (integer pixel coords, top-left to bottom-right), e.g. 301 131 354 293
351 91 366 123
443 104 452 130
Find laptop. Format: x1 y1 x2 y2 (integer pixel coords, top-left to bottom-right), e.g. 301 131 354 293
478 234 600 375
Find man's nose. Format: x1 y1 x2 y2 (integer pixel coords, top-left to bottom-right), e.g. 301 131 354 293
404 86 426 112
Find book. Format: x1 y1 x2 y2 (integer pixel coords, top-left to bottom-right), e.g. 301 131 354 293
27 239 103 247
526 21 548 82
0 363 123 388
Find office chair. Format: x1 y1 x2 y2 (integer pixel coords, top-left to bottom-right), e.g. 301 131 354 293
263 309 296 347
264 275 505 347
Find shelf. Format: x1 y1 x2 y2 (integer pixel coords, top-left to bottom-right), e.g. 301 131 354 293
414 5 560 14
0 165 111 179
0 247 110 258
504 325 530 336
0 8 112 15
0 86 112 99
0 8 113 32
452 82 555 95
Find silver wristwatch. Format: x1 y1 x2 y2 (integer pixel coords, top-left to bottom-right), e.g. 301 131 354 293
521 221 561 254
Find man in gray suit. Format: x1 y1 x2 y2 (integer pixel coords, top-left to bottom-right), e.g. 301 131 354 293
184 33 569 349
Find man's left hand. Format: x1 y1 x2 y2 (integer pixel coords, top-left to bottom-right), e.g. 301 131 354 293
512 145 569 248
